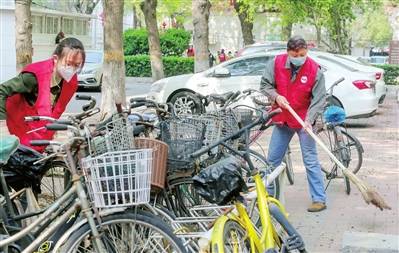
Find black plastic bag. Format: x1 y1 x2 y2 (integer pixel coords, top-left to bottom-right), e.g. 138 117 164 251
3 144 47 192
193 155 248 205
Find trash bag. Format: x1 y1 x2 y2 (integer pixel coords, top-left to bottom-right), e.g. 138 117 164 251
3 144 47 193
193 154 248 205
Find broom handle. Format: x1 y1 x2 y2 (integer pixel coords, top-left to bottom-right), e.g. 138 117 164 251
284 104 348 172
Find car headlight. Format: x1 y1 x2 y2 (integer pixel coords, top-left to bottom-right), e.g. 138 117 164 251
80 69 98 75
150 81 167 93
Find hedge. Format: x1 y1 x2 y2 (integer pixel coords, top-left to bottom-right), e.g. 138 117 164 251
125 55 194 77
371 64 399 85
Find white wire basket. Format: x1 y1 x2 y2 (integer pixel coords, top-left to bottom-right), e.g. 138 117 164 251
81 149 152 208
89 117 135 156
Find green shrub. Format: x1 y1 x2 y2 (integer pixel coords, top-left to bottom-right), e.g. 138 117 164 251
124 28 191 57
125 55 194 77
123 28 149 56
371 64 399 85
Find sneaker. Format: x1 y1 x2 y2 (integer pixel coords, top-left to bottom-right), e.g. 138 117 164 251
307 202 327 212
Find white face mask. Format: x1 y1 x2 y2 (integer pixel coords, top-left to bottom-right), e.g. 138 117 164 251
58 65 78 82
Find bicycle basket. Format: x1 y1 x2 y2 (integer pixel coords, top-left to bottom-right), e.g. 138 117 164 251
81 149 152 208
89 117 135 156
159 118 206 161
206 108 241 148
193 114 223 148
252 94 270 111
192 154 248 205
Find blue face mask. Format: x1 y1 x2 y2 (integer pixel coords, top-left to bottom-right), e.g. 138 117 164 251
290 56 307 67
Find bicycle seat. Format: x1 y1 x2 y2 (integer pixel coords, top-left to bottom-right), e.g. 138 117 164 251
0 135 19 166
209 91 235 105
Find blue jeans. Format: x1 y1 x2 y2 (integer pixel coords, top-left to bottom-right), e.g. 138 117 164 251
267 124 326 203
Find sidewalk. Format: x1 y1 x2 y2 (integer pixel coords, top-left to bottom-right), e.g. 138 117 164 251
251 86 399 252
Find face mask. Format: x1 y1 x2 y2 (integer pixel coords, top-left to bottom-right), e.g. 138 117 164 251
290 56 307 67
58 65 78 82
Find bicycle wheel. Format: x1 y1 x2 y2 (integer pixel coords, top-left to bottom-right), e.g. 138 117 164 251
38 160 72 208
243 150 280 200
214 219 251 253
283 145 294 185
167 177 212 217
315 127 362 175
61 210 187 253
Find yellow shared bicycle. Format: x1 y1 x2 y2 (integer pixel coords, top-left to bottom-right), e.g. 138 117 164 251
191 107 307 253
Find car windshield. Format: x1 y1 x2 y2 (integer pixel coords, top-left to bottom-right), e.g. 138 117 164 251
85 52 103 64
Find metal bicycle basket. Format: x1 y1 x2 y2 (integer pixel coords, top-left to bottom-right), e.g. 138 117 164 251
193 114 223 153
81 149 152 208
159 117 206 172
89 117 135 156
207 108 241 148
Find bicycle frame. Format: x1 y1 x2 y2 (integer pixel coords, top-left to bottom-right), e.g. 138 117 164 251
0 139 108 253
211 163 288 252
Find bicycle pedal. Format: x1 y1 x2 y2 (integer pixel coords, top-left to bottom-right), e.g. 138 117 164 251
285 234 305 251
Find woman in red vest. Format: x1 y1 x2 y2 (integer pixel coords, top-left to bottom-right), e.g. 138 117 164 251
0 37 85 153
260 36 327 212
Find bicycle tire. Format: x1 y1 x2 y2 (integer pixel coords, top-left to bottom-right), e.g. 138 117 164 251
244 149 280 200
61 210 187 253
315 127 363 175
213 219 251 253
283 146 294 185
38 160 72 208
167 177 211 217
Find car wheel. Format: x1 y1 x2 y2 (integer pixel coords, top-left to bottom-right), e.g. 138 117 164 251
169 91 201 115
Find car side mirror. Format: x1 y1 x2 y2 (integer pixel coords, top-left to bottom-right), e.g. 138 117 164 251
213 68 231 77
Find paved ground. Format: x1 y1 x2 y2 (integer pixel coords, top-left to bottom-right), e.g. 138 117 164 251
251 86 399 252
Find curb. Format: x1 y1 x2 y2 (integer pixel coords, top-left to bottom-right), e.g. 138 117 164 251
126 77 153 84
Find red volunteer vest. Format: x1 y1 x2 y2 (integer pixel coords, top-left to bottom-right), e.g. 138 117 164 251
6 59 78 153
272 54 319 128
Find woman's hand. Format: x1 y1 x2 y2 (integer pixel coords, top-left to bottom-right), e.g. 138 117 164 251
303 121 313 134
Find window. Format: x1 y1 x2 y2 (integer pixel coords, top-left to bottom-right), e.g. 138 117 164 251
45 16 59 34
63 18 74 35
224 56 272 76
76 19 88 35
32 15 43 33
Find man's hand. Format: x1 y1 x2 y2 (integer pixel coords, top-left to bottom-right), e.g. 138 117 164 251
0 120 10 137
303 121 313 134
276 95 289 109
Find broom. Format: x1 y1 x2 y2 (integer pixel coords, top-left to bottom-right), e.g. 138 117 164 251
284 104 391 211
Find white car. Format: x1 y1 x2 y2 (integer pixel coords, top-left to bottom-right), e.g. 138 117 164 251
147 51 379 119
318 53 387 104
78 50 104 91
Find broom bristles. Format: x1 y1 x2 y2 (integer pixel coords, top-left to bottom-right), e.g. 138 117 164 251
343 169 391 211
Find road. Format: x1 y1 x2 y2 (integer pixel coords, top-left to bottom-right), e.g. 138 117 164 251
64 82 151 114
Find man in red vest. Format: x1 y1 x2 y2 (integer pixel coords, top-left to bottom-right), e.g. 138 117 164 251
260 36 327 212
0 37 86 153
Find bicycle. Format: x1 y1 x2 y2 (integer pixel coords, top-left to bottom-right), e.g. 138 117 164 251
189 107 307 253
0 102 186 253
315 77 364 194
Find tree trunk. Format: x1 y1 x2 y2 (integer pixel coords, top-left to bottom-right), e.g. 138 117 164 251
140 0 164 82
192 0 211 73
15 0 33 73
281 22 292 41
233 0 254 46
99 0 126 121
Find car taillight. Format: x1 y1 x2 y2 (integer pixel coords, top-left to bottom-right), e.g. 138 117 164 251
376 73 382 80
352 80 374 90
